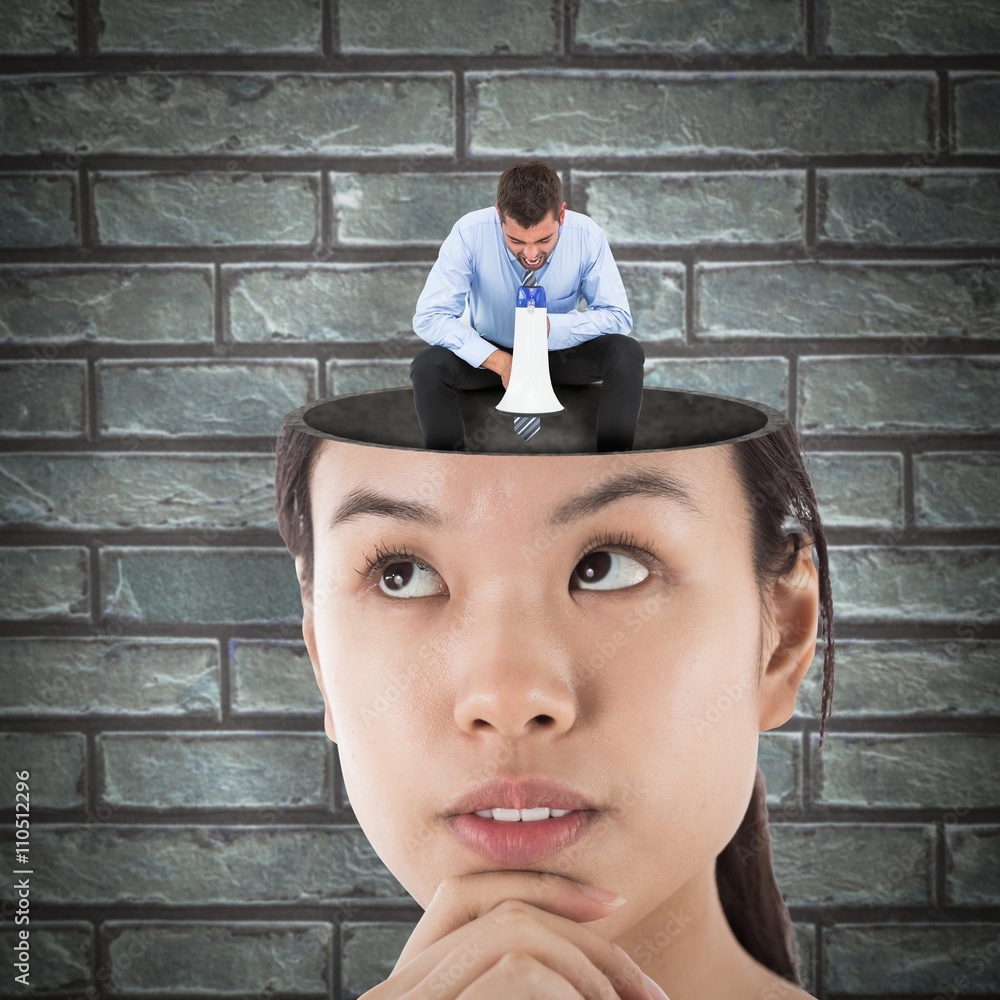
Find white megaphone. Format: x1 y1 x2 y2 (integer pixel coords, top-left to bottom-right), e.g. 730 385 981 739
496 285 564 417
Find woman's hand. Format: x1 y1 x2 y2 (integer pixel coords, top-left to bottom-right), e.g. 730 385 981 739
359 870 669 999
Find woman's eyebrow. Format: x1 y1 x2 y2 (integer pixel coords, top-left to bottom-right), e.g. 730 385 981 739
329 487 445 531
546 468 705 525
328 469 703 532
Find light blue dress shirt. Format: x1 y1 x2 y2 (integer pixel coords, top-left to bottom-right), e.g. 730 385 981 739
412 206 633 370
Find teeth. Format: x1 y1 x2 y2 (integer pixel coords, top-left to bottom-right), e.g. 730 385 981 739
473 807 574 821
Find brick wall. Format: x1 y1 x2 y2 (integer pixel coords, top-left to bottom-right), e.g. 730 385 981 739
0 0 998 997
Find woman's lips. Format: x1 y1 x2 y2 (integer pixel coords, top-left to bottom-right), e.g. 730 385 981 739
446 809 598 866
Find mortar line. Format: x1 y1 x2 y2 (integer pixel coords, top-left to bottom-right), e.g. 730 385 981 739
323 0 335 59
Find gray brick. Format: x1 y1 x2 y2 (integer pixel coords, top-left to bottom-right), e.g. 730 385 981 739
99 733 331 810
32 825 404 904
829 546 1000 624
576 172 803 245
230 641 325 717
4 74 453 156
0 733 85 808
331 172 500 244
226 266 425 343
93 172 319 247
814 734 1000 809
0 546 89 621
916 453 1000 528
697 262 1000 339
798 356 1000 434
342 923 418 999
946 827 1000 906
468 74 934 156
575 0 803 55
818 171 1000 246
758 732 800 806
954 76 1000 154
327 360 415 395
643 357 788 413
0 0 77 54
771 823 933 906
0 266 213 344
0 173 77 247
821 0 1000 55
104 923 331 994
797 640 1000 718
805 452 903 529
824 923 1000 995
0 361 86 436
100 548 301 625
341 0 555 54
97 0 321 52
619 263 685 342
0 453 276 531
98 361 316 437
0 638 220 718
0 924 91 992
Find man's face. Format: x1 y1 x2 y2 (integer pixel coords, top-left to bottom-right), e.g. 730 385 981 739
299 441 805 940
497 202 567 272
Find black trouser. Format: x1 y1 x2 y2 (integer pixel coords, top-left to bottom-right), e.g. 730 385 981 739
409 333 645 452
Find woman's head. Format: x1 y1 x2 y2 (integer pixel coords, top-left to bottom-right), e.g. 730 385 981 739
274 424 834 985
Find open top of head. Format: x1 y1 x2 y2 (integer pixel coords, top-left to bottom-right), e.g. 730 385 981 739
283 385 784 454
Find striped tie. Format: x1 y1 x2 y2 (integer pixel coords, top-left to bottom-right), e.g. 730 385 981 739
513 268 541 442
513 414 541 441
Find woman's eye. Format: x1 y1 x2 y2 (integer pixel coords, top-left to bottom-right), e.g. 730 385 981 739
376 560 444 599
571 551 649 591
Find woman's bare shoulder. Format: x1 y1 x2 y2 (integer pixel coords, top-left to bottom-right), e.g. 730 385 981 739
753 968 817 1000
730 947 817 1000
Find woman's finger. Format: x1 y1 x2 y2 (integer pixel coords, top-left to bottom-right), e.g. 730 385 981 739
413 907 627 1000
390 876 652 999
454 952 585 1000
395 871 624 970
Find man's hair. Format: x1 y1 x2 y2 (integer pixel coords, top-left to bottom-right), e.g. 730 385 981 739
495 161 563 229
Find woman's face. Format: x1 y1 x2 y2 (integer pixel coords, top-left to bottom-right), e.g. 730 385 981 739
301 440 806 935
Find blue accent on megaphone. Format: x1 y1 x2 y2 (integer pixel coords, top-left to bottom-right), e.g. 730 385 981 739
516 285 546 309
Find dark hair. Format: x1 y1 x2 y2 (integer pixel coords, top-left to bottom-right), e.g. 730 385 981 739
274 419 835 987
718 422 835 988
495 161 563 229
275 424 322 596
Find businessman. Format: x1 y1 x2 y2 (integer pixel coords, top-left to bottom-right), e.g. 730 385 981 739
409 160 644 452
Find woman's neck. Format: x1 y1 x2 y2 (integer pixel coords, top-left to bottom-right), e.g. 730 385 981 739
612 862 799 1000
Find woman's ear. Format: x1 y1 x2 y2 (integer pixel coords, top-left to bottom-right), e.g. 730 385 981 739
758 539 820 733
297 556 337 744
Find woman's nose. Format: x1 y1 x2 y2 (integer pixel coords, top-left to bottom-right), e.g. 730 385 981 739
451 600 578 738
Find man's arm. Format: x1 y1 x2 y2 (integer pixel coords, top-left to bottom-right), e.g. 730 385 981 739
412 223 498 370
546 230 632 351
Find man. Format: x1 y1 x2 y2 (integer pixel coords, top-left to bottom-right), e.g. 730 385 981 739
409 160 645 452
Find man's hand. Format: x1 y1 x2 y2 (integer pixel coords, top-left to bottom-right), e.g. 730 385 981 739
481 348 513 389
